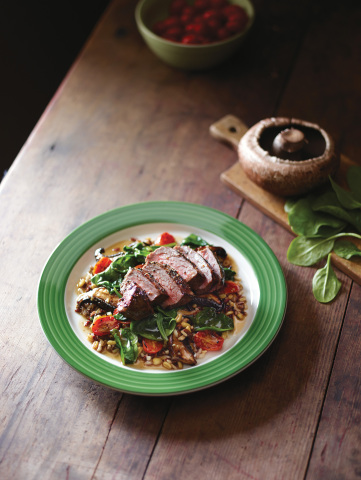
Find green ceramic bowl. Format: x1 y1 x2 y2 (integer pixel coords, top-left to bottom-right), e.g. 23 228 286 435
135 0 255 71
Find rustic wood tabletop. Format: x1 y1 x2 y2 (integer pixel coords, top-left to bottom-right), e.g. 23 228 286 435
1 0 361 479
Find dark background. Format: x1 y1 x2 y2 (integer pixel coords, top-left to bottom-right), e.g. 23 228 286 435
0 0 111 180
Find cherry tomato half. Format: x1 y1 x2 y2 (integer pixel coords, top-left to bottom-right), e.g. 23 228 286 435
93 257 112 274
155 232 176 245
142 338 164 354
91 315 120 336
194 330 224 351
219 280 240 294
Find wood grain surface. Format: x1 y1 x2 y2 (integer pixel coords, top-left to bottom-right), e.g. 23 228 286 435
1 1 361 479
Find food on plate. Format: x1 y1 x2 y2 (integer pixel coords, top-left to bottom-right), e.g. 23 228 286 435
152 0 249 45
75 232 247 369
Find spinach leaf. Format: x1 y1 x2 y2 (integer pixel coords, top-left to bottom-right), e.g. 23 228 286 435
329 175 361 210
224 267 236 280
181 234 209 248
130 307 177 341
287 195 346 237
123 242 153 261
347 165 361 203
113 312 129 322
312 254 341 303
287 236 336 266
287 232 361 266
112 328 139 364
91 245 148 289
334 239 361 259
284 197 299 213
193 307 234 332
312 191 361 233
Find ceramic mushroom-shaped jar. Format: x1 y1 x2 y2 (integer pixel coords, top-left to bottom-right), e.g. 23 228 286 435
238 117 339 196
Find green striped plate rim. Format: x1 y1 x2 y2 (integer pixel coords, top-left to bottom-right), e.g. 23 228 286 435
37 201 287 395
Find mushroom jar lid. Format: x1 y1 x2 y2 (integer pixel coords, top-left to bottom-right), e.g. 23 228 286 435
238 117 339 196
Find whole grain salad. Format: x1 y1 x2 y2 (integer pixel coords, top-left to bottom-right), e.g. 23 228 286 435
75 232 247 370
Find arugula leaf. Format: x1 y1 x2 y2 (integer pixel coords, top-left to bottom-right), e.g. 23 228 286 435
193 307 234 332
312 254 341 303
334 239 361 259
112 328 139 364
181 234 209 248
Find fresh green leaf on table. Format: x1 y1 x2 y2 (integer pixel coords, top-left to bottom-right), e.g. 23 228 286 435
287 195 347 237
284 198 299 213
287 236 336 266
334 239 361 259
329 176 361 209
346 165 361 203
287 232 361 266
312 254 341 303
312 191 361 233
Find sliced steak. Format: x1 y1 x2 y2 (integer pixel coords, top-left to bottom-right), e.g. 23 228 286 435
115 282 154 321
175 245 217 293
142 261 193 308
121 268 167 305
146 246 204 290
197 246 225 291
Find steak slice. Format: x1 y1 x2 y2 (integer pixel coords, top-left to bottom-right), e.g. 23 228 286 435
175 245 217 293
197 246 225 291
146 246 204 290
142 261 193 308
121 268 168 305
115 282 154 321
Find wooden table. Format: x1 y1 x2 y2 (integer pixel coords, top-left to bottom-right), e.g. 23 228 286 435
1 1 361 478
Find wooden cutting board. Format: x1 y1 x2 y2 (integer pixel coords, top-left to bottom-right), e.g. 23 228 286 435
210 115 361 285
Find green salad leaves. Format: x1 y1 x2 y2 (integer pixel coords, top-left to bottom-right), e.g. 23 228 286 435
112 328 139 365
130 307 178 342
91 241 159 295
192 307 234 332
285 166 361 303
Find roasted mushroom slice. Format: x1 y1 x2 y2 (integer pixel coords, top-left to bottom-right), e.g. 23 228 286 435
94 247 123 262
190 295 223 312
76 287 118 313
168 333 196 366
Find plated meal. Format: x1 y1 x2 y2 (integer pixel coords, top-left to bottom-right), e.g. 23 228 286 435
75 231 248 370
38 202 286 395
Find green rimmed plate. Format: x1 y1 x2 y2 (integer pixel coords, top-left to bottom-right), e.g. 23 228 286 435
37 201 287 395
